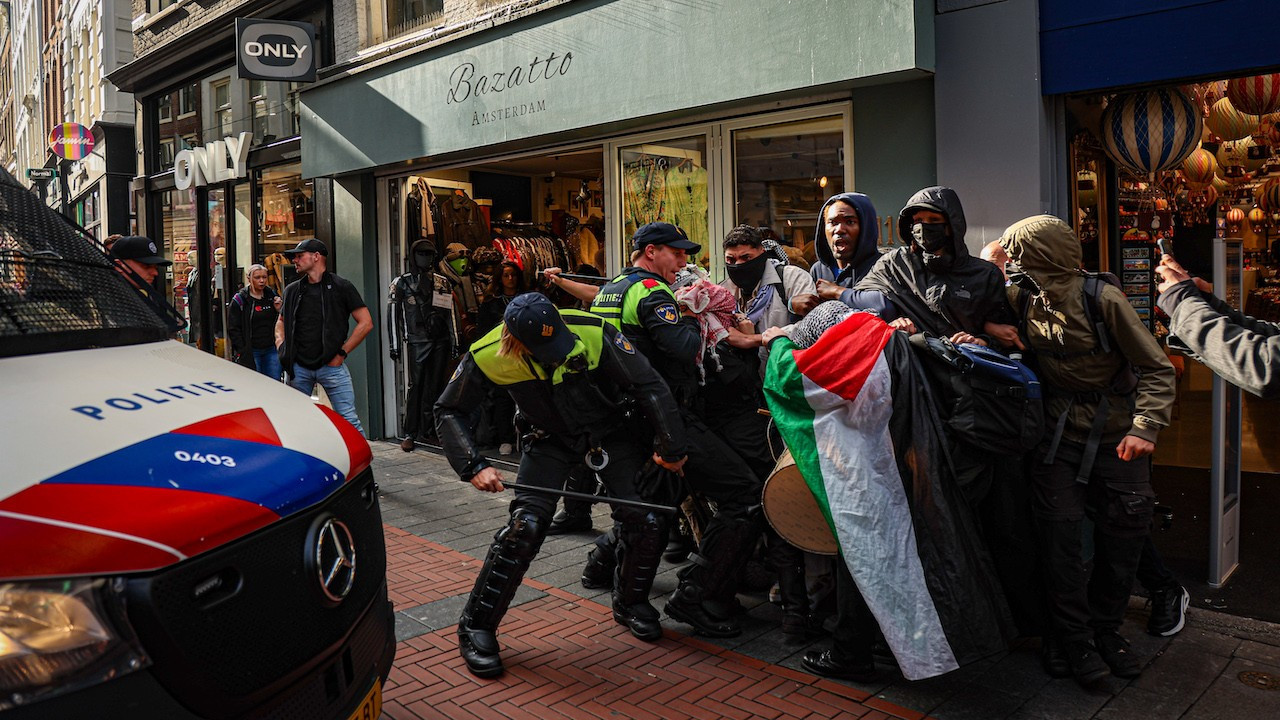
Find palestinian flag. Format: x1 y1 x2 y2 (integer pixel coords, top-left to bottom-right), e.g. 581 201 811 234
764 312 1012 680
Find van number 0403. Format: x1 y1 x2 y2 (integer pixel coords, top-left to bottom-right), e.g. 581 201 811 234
174 450 237 467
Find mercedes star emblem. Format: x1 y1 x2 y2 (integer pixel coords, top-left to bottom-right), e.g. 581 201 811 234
314 518 356 602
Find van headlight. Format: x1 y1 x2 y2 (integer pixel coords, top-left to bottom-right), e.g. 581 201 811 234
0 578 148 710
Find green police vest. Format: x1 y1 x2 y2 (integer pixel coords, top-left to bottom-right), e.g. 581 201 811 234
591 270 674 336
470 309 606 387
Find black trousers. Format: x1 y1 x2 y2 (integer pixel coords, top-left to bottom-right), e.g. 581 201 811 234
1032 440 1154 641
402 341 450 440
511 430 647 522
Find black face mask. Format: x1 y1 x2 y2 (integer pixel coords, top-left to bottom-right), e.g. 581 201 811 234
911 222 950 254
725 251 770 292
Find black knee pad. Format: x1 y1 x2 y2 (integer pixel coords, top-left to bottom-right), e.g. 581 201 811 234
494 510 548 562
616 508 669 538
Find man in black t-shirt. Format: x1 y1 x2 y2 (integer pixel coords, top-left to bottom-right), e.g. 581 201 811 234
274 239 373 433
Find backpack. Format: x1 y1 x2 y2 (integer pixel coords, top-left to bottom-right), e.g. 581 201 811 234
1017 271 1141 481
911 335 1046 454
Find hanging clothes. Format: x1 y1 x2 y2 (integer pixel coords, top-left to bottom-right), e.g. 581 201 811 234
664 160 708 253
623 155 667 229
439 190 489 250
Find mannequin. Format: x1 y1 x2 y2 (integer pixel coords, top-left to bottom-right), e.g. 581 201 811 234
389 239 456 451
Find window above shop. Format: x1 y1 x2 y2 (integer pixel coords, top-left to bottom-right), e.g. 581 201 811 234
388 0 443 39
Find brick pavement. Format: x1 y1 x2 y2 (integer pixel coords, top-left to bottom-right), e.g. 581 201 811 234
380 523 911 720
370 441 1280 720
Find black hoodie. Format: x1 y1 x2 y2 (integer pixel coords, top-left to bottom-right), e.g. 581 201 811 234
856 187 1011 337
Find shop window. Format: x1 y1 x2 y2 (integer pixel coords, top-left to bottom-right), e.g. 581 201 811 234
250 80 270 142
158 139 174 168
212 79 233 138
731 116 845 267
255 163 314 293
158 187 198 347
157 93 172 123
76 189 100 238
177 85 196 117
619 136 709 267
387 0 443 39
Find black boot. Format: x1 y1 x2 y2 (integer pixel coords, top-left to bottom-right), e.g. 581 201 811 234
549 466 596 535
457 511 547 678
547 508 593 535
613 510 669 641
767 531 813 642
580 528 617 589
665 517 755 638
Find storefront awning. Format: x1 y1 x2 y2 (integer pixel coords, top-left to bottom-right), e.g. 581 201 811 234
1041 0 1275 96
300 0 933 178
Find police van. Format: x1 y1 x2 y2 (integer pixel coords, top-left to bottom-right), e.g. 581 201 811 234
0 169 394 718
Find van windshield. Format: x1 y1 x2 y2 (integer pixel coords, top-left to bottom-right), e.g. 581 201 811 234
0 169 174 357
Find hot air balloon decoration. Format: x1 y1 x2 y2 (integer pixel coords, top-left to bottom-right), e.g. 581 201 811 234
1101 89 1203 176
1207 97 1260 142
1227 74 1280 117
1257 180 1280 213
1181 147 1217 187
1227 206 1246 232
1248 207 1268 233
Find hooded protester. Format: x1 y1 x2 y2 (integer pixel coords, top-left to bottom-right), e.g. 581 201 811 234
857 187 1012 342
999 215 1175 687
793 193 895 316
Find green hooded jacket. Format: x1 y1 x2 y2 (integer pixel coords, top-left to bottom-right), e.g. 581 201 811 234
999 215 1174 445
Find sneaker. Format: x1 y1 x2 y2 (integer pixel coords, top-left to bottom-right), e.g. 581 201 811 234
1095 630 1143 679
498 442 515 456
1147 585 1190 636
1064 639 1110 687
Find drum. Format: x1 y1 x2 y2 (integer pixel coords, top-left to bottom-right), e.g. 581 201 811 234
762 450 839 556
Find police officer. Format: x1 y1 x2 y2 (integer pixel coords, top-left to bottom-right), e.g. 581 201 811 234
585 222 766 638
435 293 687 679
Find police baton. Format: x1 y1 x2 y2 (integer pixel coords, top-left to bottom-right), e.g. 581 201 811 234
404 440 679 515
556 272 608 284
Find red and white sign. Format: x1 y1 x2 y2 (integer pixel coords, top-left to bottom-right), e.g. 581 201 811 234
49 123 95 160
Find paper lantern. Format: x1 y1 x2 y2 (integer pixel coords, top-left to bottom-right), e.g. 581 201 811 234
1212 175 1232 194
1257 180 1280 212
1248 207 1268 230
1102 89 1203 174
1227 74 1280 116
1181 147 1217 186
1227 207 1246 227
1207 97 1260 141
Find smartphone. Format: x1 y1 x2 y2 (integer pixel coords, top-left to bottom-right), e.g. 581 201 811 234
1157 238 1171 259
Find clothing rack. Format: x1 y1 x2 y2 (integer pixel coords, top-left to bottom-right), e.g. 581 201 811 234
489 223 576 286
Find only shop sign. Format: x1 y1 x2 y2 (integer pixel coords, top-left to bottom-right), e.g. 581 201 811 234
49 123 95 160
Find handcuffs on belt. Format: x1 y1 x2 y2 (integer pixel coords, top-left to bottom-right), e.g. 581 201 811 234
518 424 609 473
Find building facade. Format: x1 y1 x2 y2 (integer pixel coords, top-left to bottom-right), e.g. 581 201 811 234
109 0 337 390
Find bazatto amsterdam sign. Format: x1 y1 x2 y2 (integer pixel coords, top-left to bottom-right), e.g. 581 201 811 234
236 18 316 83
446 51 574 127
